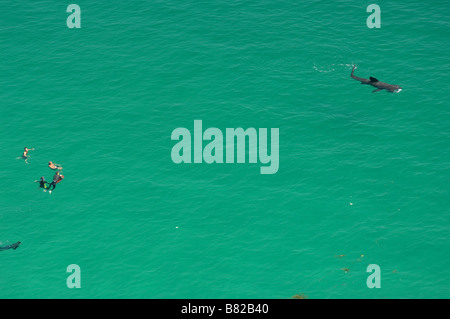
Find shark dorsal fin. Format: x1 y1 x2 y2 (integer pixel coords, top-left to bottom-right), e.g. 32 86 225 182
370 77 379 82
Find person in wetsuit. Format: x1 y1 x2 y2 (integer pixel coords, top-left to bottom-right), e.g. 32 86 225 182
48 171 63 193
35 176 50 190
0 242 21 251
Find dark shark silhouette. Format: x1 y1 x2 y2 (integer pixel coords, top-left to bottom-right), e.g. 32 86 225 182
0 242 21 251
351 65 402 93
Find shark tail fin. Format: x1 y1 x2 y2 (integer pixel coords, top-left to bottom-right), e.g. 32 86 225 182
369 77 379 82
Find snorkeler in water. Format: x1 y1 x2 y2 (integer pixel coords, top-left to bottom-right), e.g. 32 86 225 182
48 161 63 171
35 176 50 191
48 171 63 193
21 147 35 163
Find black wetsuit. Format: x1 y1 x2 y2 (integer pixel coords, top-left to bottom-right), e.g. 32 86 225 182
48 174 62 191
38 179 49 189
0 242 21 251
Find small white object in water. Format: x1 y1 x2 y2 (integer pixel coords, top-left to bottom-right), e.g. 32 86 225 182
350 202 353 206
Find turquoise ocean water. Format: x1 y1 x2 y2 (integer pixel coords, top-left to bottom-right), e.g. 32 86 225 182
0 0 449 298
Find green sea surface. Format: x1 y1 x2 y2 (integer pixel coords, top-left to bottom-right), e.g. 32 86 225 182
0 0 449 298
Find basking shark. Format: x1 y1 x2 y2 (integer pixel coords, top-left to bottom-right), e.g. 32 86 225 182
351 65 402 93
0 241 21 251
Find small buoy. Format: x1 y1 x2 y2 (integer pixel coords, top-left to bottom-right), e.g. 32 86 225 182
350 202 353 206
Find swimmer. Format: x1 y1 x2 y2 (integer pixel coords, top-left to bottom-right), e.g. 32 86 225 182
0 242 21 251
35 176 50 191
21 147 35 163
48 171 63 193
48 161 63 171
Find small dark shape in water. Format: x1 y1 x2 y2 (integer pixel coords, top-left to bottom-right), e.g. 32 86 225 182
351 65 402 93
0 242 21 251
